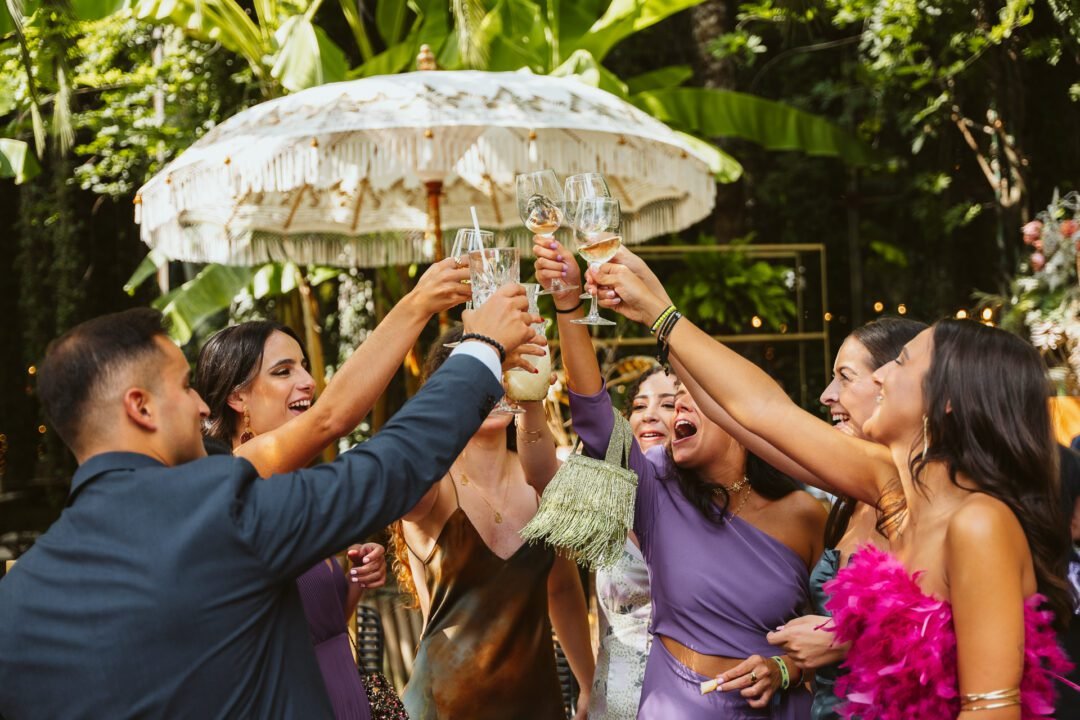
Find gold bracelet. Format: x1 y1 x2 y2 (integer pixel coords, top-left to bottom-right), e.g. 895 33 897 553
960 687 1020 712
516 427 543 444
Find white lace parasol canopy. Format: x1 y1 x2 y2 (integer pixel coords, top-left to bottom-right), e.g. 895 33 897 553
135 70 716 267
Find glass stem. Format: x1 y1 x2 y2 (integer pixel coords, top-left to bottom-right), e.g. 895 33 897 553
588 262 601 317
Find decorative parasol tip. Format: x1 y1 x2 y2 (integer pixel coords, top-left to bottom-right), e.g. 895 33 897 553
417 45 437 71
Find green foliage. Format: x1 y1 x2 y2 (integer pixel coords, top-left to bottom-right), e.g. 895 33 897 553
0 138 40 182
667 236 797 331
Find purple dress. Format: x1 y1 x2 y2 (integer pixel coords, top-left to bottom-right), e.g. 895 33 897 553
571 386 813 719
296 559 373 720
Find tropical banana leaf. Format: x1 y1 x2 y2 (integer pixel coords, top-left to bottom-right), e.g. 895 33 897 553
566 0 706 63
0 138 40 184
632 87 878 166
154 264 256 344
673 131 742 183
473 0 547 71
123 248 169 295
626 64 693 94
551 49 629 98
70 0 129 20
272 16 347 92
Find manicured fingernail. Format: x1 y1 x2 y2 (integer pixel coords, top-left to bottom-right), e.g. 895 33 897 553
556 254 563 261
549 242 558 249
562 270 567 277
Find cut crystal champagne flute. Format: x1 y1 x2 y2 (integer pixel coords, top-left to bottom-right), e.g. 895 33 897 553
563 173 612 299
571 197 621 327
468 247 525 414
443 228 492 348
517 170 575 296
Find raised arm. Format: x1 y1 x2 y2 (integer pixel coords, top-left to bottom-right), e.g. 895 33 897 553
236 258 471 477
590 260 892 505
516 400 561 494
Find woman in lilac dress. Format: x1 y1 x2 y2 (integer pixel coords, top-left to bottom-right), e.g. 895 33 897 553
535 238 826 719
195 258 474 717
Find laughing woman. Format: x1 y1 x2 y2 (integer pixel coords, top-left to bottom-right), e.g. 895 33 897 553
590 251 1073 720
535 237 826 719
196 258 473 719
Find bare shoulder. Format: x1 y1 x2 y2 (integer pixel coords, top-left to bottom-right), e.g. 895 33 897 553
771 489 828 528
945 493 1025 556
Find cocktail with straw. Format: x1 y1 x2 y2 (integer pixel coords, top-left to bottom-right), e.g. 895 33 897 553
444 208 491 348
468 245 524 414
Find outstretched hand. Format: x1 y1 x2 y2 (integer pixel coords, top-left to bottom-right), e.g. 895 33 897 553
532 235 582 308
588 262 670 327
462 284 543 355
406 257 473 317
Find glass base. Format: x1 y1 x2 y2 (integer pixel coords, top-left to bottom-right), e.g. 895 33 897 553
538 283 580 296
571 316 617 326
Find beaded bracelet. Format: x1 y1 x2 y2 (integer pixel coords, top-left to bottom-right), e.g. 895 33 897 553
655 311 683 367
459 333 507 363
770 656 790 691
650 304 676 334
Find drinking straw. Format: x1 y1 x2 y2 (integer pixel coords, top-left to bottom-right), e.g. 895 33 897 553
470 205 492 280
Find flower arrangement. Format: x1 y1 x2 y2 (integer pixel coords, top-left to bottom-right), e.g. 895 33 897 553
997 191 1080 393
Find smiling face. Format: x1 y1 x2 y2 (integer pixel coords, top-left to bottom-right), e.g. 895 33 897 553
863 328 934 447
231 330 315 438
820 336 880 439
629 372 677 452
670 385 740 470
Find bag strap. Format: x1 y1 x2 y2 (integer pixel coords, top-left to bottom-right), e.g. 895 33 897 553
603 410 633 468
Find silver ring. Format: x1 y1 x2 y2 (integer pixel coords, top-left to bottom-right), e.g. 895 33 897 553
750 671 758 684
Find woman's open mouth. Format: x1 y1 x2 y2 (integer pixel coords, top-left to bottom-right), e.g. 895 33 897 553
672 418 698 444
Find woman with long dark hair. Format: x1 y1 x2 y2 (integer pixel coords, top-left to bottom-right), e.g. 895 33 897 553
195 258 473 719
590 252 1072 719
535 237 826 718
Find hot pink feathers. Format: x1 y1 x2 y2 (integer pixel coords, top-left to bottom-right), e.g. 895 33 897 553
824 546 1070 719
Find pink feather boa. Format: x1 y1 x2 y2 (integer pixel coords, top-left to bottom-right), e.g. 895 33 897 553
823 546 1071 720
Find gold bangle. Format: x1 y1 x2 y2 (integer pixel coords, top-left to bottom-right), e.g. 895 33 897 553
961 699 1021 712
960 687 1020 712
517 427 543 444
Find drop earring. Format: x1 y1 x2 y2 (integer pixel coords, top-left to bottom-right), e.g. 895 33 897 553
240 406 255 444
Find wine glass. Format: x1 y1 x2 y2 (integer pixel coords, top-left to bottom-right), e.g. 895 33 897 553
443 228 492 348
564 173 611 299
571 197 621 327
517 170 576 296
468 247 524 414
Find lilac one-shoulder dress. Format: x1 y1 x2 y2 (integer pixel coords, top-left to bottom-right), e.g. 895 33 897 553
571 386 813 719
296 559 372 720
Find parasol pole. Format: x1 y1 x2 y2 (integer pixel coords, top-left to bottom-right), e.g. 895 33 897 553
417 45 451 329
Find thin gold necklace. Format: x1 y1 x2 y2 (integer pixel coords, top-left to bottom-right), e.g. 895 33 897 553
729 485 753 518
458 470 511 524
711 476 752 517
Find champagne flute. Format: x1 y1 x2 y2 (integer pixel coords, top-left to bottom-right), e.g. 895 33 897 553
503 283 550 414
571 197 621 327
564 173 611 299
443 228 492 348
517 170 576 296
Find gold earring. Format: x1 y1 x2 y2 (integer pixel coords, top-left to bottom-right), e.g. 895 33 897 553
922 414 929 456
240 406 255 444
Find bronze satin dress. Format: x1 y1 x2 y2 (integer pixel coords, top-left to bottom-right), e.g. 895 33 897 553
402 480 564 720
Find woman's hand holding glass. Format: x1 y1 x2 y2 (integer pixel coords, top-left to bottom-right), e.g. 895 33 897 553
517 169 576 296
532 236 583 308
406 256 474 318
588 261 670 327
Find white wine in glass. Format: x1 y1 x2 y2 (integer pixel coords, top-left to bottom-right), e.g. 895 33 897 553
517 169 576 296
571 197 621 327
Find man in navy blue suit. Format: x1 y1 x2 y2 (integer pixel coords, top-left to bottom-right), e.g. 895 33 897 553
0 285 537 719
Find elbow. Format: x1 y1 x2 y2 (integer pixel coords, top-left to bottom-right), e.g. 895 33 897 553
314 407 356 443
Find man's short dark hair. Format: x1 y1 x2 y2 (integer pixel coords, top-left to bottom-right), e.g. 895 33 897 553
37 308 169 450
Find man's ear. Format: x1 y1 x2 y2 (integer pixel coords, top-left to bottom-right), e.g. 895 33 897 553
226 389 246 416
122 387 157 432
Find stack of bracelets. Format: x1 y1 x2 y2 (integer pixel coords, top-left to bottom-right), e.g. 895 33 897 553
650 304 683 368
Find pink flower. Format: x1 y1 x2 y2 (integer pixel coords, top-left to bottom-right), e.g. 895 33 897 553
1060 219 1078 238
1031 252 1046 271
1022 220 1043 245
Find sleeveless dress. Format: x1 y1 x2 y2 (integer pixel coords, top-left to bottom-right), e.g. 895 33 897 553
402 481 564 720
571 385 813 719
296 559 373 720
589 538 651 719
807 548 843 720
824 546 1071 720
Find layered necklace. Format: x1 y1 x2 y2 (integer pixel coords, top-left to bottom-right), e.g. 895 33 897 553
712 475 753 518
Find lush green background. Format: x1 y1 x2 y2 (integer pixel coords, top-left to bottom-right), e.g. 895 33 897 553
2 0 1078 540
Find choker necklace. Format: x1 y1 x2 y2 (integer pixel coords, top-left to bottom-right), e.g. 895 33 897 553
712 476 753 518
711 475 750 495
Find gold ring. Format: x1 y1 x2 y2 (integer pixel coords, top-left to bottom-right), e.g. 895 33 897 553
750 671 758 683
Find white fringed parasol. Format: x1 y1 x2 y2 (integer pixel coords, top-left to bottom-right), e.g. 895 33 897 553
135 69 716 267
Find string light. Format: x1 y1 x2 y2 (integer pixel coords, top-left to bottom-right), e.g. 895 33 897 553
897 304 908 315
981 307 993 321
27 365 36 376
956 309 968 320
873 301 884 313
751 316 763 329
37 425 47 434
824 312 833 322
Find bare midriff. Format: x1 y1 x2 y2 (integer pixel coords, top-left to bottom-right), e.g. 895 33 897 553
660 635 744 677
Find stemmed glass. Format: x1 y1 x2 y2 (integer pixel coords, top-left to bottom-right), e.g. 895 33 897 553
468 247 525 414
564 173 612 299
517 170 575 296
443 228 492 348
571 197 621 327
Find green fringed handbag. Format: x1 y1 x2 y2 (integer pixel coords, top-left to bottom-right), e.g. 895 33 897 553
520 409 638 569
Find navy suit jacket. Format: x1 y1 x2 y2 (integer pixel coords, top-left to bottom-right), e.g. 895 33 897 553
0 354 501 719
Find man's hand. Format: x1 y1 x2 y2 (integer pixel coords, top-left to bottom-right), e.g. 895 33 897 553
462 284 541 354
404 257 473 317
